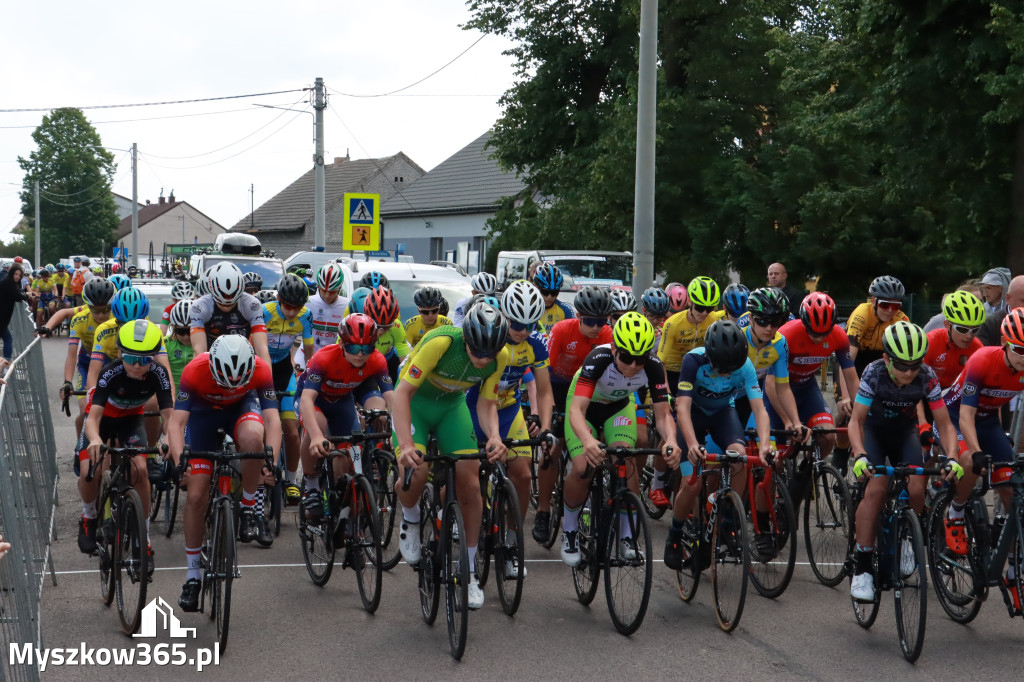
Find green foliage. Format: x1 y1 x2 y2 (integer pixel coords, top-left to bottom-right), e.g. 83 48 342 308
18 108 119 265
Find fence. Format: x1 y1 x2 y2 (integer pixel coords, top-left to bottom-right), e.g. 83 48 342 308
0 305 59 682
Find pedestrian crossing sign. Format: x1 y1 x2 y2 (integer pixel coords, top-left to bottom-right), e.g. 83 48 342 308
343 192 380 250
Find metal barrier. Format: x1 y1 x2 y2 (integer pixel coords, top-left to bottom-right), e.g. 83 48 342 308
0 305 59 682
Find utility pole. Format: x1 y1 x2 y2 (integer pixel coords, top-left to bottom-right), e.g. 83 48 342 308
34 180 40 266
249 183 254 229
131 142 139 269
632 0 658 295
313 77 327 251
180 215 186 244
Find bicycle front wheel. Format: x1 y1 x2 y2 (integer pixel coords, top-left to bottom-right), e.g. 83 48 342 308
211 498 235 655
164 478 181 538
894 508 928 663
804 464 852 587
639 461 667 520
749 476 797 599
372 451 402 571
572 483 601 605
927 489 981 624
494 478 525 616
603 491 652 635
299 483 335 586
442 501 469 661
115 489 148 635
97 473 115 607
351 476 383 613
711 489 749 632
419 483 441 625
543 465 564 550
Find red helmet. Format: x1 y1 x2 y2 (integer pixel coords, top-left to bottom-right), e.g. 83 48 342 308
339 313 378 345
1001 307 1024 347
364 287 400 325
800 291 836 334
665 282 689 313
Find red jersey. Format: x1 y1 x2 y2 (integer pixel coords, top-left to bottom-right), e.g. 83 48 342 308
944 345 1024 417
924 328 982 389
162 302 175 324
174 353 277 411
303 345 393 402
775 319 854 385
547 319 613 383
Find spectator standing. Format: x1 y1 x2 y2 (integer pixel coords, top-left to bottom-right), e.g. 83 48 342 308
767 262 805 312
978 275 1024 347
0 263 31 365
980 267 1011 317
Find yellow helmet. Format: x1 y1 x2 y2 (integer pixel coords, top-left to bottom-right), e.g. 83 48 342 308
116 319 162 355
613 311 656 355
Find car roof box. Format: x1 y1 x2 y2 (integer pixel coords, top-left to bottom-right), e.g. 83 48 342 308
215 233 262 255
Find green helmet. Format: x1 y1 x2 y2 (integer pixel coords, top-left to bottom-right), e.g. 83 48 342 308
882 321 928 363
613 311 656 355
687 276 720 307
942 290 985 327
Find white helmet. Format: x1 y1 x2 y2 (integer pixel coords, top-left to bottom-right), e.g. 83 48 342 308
169 300 192 328
207 262 244 306
171 280 195 301
501 280 545 325
208 335 255 389
316 263 345 292
196 268 213 298
470 272 498 295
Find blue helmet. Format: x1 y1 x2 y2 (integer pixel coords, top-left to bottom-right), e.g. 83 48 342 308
349 286 372 314
109 273 132 291
111 288 150 323
359 271 389 290
641 287 670 316
722 283 750 318
533 263 563 292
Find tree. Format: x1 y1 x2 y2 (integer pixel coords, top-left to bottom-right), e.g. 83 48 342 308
18 108 118 265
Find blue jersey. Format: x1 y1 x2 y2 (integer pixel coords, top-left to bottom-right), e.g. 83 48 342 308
467 330 549 409
677 347 762 415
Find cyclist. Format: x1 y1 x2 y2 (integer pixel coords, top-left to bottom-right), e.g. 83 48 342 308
657 276 726 389
723 283 750 326
364 287 412 383
665 282 689 315
359 271 389 291
394 304 510 610
923 290 986 391
533 263 574 330
640 287 671 341
346 286 371 316
560 312 678 565
609 289 637 322
846 275 911 376
169 335 281 611
243 271 263 295
404 287 453 348
160 281 195 335
108 274 132 292
742 287 803 434
77 320 174 558
532 287 614 543
32 267 57 325
452 272 498 326
52 264 70 308
164 300 194 386
663 319 774 569
306 263 351 357
189 262 272 369
848 322 962 601
88 288 170 392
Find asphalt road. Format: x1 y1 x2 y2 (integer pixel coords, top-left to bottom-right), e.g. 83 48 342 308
31 335 1024 680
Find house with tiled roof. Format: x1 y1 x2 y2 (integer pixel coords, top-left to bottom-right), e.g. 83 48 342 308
114 193 226 259
232 153 425 256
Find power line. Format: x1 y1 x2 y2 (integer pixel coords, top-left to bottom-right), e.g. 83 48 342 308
0 105 271 129
35 151 131 198
0 88 309 113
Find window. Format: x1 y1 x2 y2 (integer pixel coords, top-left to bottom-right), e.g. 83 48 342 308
429 237 443 261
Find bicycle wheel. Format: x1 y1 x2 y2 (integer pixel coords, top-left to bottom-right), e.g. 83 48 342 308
419 483 441 625
572 483 601 605
749 476 797 599
271 480 282 537
675 517 702 602
543 464 564 550
804 464 853 587
97 474 115 607
211 498 235 654
495 479 525 616
442 500 469 661
894 508 928 663
149 485 163 523
299 478 335 586
1009 521 1024 618
115 489 148 635
851 542 881 629
164 478 181 538
372 451 402 571
604 491 652 635
639 462 666 520
926 489 982 624
351 476 383 613
711 489 749 632
475 490 492 589
530 447 541 510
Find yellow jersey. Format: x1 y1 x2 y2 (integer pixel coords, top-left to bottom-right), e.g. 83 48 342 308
404 314 453 348
69 305 102 353
656 309 726 372
91 318 167 364
845 302 910 352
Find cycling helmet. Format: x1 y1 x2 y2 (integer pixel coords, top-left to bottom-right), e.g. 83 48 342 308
883 321 928 363
276 273 309 307
462 303 508 357
45 264 55 273
359 271 389 290
339 313 378 345
348 287 371 314
82 278 116 307
533 263 564 292
610 289 638 313
316 263 344 293
439 297 450 317
168 300 192 328
747 286 790 323
208 335 255 389
641 287 671 316
413 286 444 310
722 283 750 318
207 261 244 306
943 290 985 327
469 293 501 313
108 273 132 291
800 291 836 335
665 282 689 313
470 272 498 295
574 286 613 317
111 288 150 324
364 287 400 325
501 280 545 324
703 320 749 374
868 275 905 301
1001 308 1024 347
687 276 721 307
256 289 277 303
55 263 65 271
613 311 656 355
243 271 263 292
13 257 23 263
171 281 195 301
195 272 211 298
116 319 162 355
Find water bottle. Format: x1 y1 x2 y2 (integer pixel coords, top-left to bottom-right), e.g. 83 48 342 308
580 506 591 531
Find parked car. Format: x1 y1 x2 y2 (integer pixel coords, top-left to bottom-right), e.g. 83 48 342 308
130 280 175 326
282 251 349 277
335 260 473 324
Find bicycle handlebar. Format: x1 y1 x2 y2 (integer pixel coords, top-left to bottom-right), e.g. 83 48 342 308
401 448 496 491
686 449 768 485
85 444 167 483
579 445 669 479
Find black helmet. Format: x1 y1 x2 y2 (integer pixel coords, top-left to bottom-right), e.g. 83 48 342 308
746 286 789 323
462 303 508 358
703 320 749 374
868 275 905 301
276 273 309 307
82 278 116 307
359 271 389 290
413 286 444 310
243 271 263 292
574 287 613 317
438 296 450 317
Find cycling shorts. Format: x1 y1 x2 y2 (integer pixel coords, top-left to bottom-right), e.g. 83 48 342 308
391 393 478 458
75 350 91 391
469 401 531 459
684 406 745 459
300 393 358 441
634 392 648 427
565 395 637 460
271 359 297 420
551 380 571 438
861 423 920 468
946 408 1014 482
74 415 147 477
184 393 263 476
766 380 833 430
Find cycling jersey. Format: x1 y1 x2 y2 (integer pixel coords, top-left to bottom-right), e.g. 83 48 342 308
845 302 910 351
32 278 56 296
89 360 173 418
471 330 550 409
451 296 473 326
743 325 790 383
774 319 854 384
307 293 350 352
573 345 670 408
303 345 392 402
69 306 102 354
399 326 509 401
677 347 761 415
540 300 575 330
547 318 613 383
375 324 411 359
174 353 277 412
91 318 167 364
263 301 313 363
855 359 943 426
943 345 1024 418
188 292 266 342
51 272 69 295
161 302 175 325
656 309 726 373
163 333 194 386
404 314 453 348
924 328 982 389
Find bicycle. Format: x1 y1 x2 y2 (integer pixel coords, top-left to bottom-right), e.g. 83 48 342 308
571 445 663 635
297 431 387 612
359 408 402 571
739 438 796 599
88 443 163 636
532 410 565 549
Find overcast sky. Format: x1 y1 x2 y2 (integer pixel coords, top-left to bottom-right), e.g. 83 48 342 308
0 1 517 246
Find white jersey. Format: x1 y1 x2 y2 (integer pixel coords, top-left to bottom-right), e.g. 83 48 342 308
306 292 350 352
452 296 473 326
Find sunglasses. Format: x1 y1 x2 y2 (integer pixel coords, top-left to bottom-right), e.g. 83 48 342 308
876 300 902 311
888 358 921 373
280 302 302 311
752 315 783 328
467 346 495 360
581 317 607 328
508 320 535 333
951 324 979 335
1008 343 1024 357
173 326 190 336
617 350 648 366
343 343 375 356
122 354 154 366
89 305 111 314
540 290 560 297
418 308 440 315
692 304 715 314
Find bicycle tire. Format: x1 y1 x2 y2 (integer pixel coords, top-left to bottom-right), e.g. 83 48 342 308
749 476 797 599
639 463 666 520
475 486 493 588
675 516 702 602
419 483 441 625
804 464 853 587
926 489 982 624
149 485 163 523
530 447 541 510
604 491 652 635
495 478 525 616
894 507 928 663
271 480 283 537
299 478 335 586
350 476 383 613
711 489 749 632
442 500 469 661
212 498 235 654
572 483 601 605
372 451 402 571
542 460 565 550
164 478 181 538
115 489 148 635
1010 522 1024 619
97 473 115 607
